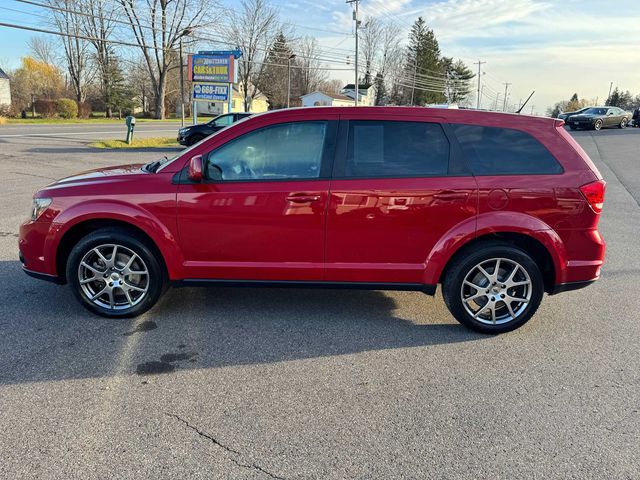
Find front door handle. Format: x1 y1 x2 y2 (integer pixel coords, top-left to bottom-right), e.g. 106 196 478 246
433 191 469 201
287 193 322 203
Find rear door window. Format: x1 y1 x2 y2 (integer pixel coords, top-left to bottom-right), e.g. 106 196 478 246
450 124 563 175
343 120 450 178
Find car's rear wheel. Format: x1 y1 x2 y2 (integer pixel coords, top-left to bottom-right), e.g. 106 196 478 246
66 228 166 318
442 243 544 334
187 134 205 146
594 119 603 131
619 118 628 129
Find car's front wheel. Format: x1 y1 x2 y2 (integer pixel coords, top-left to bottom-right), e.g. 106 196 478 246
66 228 167 318
442 243 544 334
593 119 603 131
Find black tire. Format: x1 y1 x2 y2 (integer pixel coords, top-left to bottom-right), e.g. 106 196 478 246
619 118 627 129
569 125 577 130
186 134 205 146
66 227 167 318
593 119 603 131
442 242 544 334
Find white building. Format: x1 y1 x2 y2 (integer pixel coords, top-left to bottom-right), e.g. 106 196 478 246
341 83 376 106
300 91 355 107
0 67 11 108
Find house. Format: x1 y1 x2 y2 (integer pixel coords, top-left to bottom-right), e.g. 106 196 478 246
0 67 11 108
300 91 355 107
189 84 269 117
341 83 376 106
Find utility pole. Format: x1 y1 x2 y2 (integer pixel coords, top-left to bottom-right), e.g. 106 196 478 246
530 105 535 115
502 82 511 112
179 37 185 127
346 0 360 106
410 61 417 106
474 60 486 109
287 53 296 108
607 82 613 103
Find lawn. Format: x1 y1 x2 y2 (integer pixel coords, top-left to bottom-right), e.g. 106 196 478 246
90 137 180 149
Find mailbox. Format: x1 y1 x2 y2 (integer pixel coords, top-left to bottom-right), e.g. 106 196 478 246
125 116 136 144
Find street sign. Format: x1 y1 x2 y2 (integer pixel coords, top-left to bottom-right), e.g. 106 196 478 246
192 83 230 102
189 54 235 83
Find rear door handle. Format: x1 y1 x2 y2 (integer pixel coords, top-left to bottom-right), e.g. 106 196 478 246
287 193 322 203
433 191 469 201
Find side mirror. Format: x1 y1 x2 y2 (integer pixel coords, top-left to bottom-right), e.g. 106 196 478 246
188 155 203 182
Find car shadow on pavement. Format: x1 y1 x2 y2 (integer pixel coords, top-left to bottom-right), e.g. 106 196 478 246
0 260 485 385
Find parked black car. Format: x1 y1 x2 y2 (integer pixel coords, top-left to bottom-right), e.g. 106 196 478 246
557 106 591 122
567 106 630 131
178 112 252 146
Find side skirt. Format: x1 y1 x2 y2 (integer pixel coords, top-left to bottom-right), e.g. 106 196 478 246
173 279 437 295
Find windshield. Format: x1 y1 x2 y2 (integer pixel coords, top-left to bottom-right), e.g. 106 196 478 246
583 108 607 115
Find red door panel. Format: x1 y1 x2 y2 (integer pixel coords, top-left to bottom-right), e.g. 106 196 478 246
325 177 478 283
177 180 329 280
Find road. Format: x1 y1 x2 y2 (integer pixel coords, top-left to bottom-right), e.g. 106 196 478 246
0 124 638 479
0 121 182 141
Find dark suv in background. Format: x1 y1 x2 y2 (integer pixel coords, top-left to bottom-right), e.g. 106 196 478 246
178 112 252 146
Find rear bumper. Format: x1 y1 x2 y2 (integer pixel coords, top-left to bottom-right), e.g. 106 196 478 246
549 279 596 295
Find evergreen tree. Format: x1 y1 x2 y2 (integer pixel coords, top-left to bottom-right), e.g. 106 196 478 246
569 93 579 103
104 58 134 117
442 58 475 105
374 72 386 105
404 17 445 105
259 32 294 110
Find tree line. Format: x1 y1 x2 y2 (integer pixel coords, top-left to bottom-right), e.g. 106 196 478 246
1 0 476 119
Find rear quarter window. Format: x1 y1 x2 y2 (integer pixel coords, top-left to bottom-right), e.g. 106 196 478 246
451 124 563 175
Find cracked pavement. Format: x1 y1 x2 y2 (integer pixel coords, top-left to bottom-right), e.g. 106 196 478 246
0 124 639 479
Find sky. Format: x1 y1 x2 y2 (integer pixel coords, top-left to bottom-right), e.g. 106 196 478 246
1 0 639 114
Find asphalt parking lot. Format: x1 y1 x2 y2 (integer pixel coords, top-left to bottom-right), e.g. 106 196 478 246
0 123 639 479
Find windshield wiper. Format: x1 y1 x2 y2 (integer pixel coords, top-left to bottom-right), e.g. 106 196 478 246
144 156 169 173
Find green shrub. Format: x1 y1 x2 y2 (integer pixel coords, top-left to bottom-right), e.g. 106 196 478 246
56 98 78 119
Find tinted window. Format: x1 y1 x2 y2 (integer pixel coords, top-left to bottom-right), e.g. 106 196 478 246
214 114 234 126
206 122 327 181
451 124 563 175
344 121 449 178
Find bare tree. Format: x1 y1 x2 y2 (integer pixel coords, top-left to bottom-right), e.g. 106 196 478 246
28 36 57 65
319 78 343 95
377 23 403 104
80 0 117 116
227 0 280 112
45 0 90 102
359 16 382 86
118 0 214 118
293 36 328 97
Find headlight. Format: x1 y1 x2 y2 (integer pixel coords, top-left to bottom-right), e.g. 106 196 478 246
179 128 189 134
31 197 52 221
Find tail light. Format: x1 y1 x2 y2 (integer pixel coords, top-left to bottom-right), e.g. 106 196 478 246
580 179 606 213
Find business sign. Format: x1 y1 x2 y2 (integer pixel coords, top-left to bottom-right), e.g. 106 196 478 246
192 82 230 102
189 54 235 83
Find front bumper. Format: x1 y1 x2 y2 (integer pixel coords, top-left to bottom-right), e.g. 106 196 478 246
569 119 595 128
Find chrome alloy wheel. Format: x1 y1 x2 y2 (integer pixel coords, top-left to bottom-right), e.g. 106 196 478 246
78 244 149 310
460 258 532 325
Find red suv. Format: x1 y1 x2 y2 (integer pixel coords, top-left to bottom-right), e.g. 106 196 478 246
19 107 606 333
